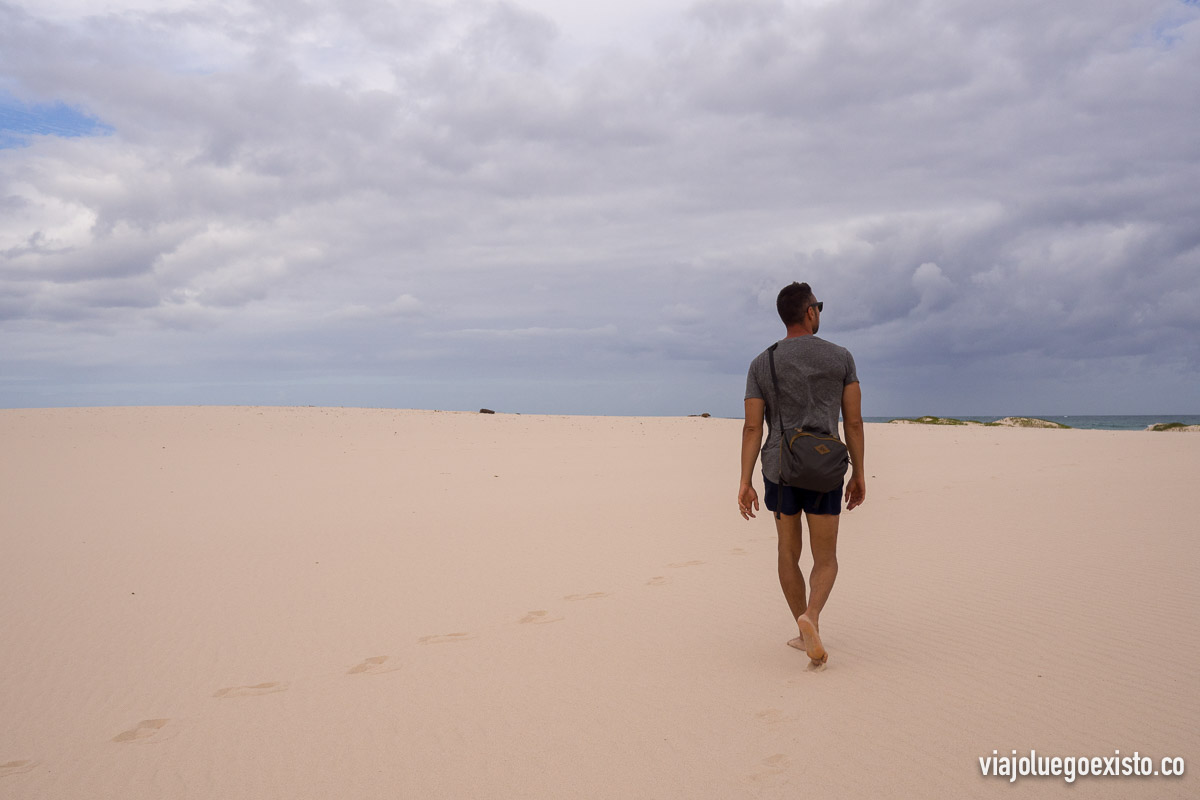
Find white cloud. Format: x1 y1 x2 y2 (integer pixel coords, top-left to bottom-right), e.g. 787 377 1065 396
911 262 954 313
663 303 703 324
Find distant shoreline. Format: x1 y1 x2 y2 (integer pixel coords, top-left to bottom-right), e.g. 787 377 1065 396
1 406 1197 432
863 415 1200 431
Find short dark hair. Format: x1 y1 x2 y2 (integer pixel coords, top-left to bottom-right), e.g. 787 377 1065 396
777 282 815 326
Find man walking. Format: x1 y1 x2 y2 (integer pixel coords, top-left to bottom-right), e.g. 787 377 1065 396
738 282 865 666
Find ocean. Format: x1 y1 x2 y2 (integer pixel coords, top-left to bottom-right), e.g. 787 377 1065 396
863 415 1200 431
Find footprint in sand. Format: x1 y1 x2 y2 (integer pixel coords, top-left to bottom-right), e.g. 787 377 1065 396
667 560 706 568
645 576 669 586
729 548 747 556
112 719 173 743
418 632 477 644
347 655 401 675
785 661 828 684
212 682 287 698
749 753 791 782
563 592 610 601
754 708 784 725
518 610 564 624
0 759 39 777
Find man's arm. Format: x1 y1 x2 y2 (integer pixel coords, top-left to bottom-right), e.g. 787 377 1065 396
841 382 866 510
739 398 766 519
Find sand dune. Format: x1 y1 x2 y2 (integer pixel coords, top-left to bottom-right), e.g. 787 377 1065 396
0 407 1196 798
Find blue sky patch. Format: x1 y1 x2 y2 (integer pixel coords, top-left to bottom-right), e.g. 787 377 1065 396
0 95 112 148
1143 1 1199 50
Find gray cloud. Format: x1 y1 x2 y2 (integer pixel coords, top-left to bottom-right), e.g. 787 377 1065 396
1 0 1197 415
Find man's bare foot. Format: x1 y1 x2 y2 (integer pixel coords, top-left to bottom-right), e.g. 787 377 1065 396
796 615 826 664
787 634 806 651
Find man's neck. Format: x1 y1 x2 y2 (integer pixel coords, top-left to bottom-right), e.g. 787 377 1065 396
783 325 814 339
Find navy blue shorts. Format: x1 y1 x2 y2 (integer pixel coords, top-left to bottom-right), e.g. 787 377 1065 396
763 474 843 516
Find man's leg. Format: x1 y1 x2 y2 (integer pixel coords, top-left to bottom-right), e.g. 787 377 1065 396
795 512 840 663
774 511 808 648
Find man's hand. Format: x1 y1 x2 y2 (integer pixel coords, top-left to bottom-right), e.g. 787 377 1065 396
738 483 759 520
845 472 866 511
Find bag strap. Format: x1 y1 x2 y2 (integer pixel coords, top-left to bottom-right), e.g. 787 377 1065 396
767 343 785 437
767 343 786 519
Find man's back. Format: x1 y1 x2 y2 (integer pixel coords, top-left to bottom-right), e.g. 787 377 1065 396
745 335 857 485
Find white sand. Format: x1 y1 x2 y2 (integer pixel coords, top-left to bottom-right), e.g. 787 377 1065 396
1 407 1197 798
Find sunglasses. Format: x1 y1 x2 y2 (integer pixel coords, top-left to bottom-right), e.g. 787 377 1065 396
810 301 824 312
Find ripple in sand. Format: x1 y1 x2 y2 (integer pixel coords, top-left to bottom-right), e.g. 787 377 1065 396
418 632 477 644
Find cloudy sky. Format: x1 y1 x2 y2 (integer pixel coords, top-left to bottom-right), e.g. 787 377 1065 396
2 0 1198 416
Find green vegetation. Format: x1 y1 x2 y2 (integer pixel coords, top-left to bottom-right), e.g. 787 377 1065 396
995 417 1071 429
889 416 1071 429
1149 422 1186 431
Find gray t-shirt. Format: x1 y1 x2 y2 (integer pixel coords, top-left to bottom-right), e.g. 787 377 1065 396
745 335 859 484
